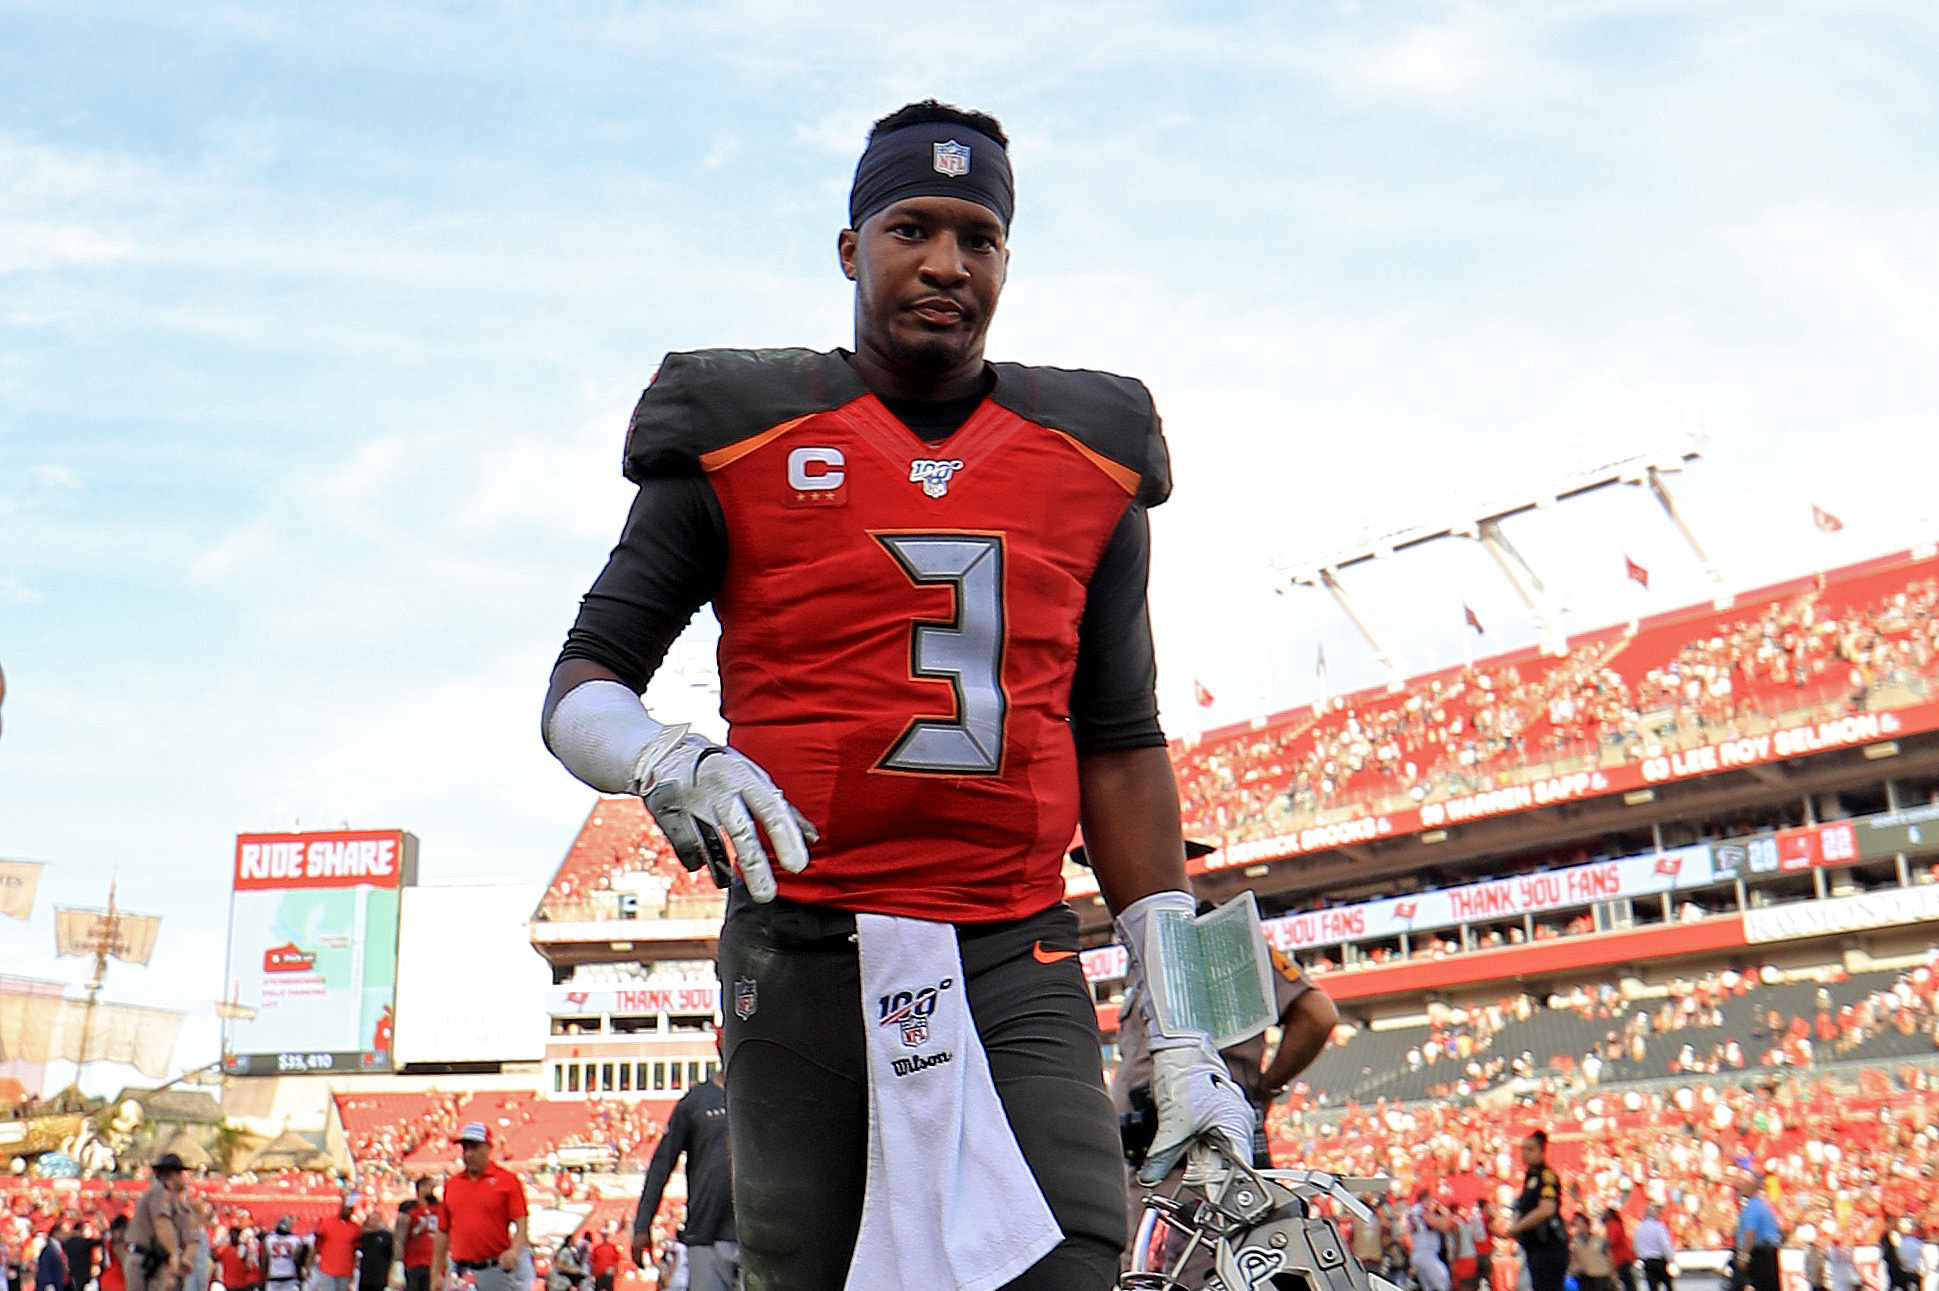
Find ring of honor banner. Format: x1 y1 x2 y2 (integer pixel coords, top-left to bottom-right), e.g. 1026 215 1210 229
223 830 415 1075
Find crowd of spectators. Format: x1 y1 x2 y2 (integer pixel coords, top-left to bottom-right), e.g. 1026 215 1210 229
535 798 721 924
336 1092 669 1191
1275 1069 1939 1260
1302 960 1939 1106
1173 563 1939 850
338 1092 467 1168
0 1163 646 1291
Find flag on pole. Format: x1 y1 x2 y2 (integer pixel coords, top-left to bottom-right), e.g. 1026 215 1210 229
1464 604 1484 635
1813 504 1844 533
1625 556 1650 589
1192 680 1215 708
1315 644 1327 680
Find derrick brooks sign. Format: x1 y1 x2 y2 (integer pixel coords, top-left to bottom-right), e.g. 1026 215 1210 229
223 830 418 1076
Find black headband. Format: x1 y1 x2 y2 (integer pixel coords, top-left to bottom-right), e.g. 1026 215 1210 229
848 121 1014 232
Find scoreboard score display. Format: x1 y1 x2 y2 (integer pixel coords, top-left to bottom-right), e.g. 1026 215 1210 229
223 829 417 1076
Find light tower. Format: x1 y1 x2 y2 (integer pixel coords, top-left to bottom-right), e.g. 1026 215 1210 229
1274 435 1718 680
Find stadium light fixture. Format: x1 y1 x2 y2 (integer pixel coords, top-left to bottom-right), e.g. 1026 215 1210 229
1276 434 1716 676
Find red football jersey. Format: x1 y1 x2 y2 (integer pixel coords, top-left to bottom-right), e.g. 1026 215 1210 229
629 350 1169 923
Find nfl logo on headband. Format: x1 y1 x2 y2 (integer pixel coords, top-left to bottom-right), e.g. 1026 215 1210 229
932 140 971 177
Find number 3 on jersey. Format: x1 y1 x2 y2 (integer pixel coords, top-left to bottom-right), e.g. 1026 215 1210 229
874 533 1008 775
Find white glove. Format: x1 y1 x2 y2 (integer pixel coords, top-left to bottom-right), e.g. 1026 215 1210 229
635 727 817 902
1140 1038 1255 1184
544 680 818 903
1117 890 1258 1185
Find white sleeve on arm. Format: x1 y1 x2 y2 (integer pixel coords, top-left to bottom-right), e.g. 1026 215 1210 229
1115 889 1202 1049
543 679 687 795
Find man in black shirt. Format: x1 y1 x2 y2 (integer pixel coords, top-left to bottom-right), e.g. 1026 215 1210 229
633 1063 735 1291
355 1215 393 1291
1508 1130 1570 1291
61 1221 98 1291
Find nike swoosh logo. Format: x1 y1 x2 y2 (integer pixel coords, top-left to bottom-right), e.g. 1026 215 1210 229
1032 941 1077 964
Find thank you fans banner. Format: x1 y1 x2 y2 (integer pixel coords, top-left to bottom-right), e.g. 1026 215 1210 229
1082 843 1715 979
1255 843 1716 953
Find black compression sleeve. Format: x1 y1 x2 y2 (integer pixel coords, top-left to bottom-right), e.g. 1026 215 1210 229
1071 503 1168 755
556 475 727 692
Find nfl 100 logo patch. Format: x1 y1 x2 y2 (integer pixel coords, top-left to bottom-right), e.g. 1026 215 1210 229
932 140 971 177
877 977 952 1048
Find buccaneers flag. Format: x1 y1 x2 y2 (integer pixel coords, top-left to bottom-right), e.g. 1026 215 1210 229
1813 504 1844 533
1625 556 1650 589
1193 680 1215 708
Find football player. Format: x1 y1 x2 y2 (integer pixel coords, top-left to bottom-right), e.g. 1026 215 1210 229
542 100 1252 1291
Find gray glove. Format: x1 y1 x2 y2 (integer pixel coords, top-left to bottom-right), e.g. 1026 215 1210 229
1140 1038 1256 1185
635 729 817 902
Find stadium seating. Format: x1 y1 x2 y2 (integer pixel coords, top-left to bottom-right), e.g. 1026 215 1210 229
1297 961 1939 1107
336 1090 666 1177
1174 554 1939 850
535 797 722 923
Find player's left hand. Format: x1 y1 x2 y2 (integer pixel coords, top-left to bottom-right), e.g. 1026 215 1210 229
638 735 819 901
1139 1039 1255 1186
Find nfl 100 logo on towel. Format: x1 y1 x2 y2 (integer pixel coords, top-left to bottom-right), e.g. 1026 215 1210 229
877 977 952 1047
932 140 970 176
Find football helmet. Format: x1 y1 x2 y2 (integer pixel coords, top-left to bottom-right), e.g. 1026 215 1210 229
1125 1143 1403 1291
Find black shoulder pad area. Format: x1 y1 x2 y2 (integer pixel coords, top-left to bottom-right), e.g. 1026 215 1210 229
987 363 1172 506
623 348 864 482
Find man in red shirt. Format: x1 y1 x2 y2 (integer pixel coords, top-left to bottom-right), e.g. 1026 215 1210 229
587 1227 621 1291
215 1226 259 1291
440 1123 530 1291
394 1176 446 1291
311 1198 360 1291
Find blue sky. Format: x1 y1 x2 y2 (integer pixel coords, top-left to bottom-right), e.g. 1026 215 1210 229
3 1 1937 1089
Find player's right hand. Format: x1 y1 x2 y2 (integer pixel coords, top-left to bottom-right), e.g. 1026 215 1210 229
1140 1039 1254 1186
635 733 818 902
629 1235 650 1270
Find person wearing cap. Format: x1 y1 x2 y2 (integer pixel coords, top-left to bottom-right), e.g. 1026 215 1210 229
441 1123 529 1291
1507 1131 1569 1291
587 1227 620 1291
125 1156 189 1291
1732 1171 1782 1291
310 1198 359 1291
542 97 1247 1291
632 1060 732 1291
394 1177 446 1291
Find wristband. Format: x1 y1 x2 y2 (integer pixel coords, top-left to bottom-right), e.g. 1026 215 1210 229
543 679 669 794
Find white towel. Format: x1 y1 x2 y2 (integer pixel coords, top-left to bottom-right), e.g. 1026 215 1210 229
844 912 1063 1291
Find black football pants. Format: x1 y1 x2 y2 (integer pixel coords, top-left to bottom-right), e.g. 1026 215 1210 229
718 889 1126 1291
